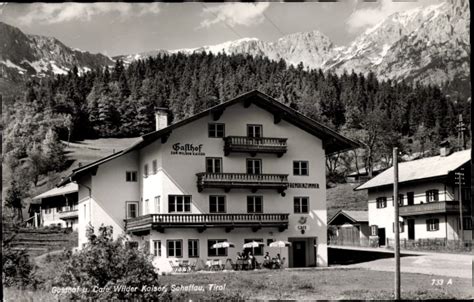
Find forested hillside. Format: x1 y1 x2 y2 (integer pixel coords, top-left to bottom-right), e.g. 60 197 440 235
2 52 471 211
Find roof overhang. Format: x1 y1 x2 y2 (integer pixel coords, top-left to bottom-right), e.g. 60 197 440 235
58 90 360 187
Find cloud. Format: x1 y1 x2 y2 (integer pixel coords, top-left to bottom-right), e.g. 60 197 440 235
346 0 425 31
200 3 270 28
18 3 161 25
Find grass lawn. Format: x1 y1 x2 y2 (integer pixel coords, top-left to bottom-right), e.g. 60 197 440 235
327 183 368 219
160 268 472 300
4 268 472 300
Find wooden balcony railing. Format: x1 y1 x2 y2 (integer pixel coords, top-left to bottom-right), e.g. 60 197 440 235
224 136 287 157
125 213 290 234
58 205 78 219
196 172 289 195
399 200 470 216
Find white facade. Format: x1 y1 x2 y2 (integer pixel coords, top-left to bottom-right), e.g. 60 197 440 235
367 179 471 244
70 92 356 271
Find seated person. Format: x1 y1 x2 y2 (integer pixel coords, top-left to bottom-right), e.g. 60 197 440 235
263 252 271 268
274 253 282 268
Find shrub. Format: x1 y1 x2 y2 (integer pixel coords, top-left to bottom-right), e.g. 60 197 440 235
2 232 35 288
52 225 170 300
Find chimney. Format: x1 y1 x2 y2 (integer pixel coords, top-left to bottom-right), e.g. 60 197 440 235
155 108 168 131
439 140 451 157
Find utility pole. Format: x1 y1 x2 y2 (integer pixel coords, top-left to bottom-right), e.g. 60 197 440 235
393 147 400 300
455 169 465 241
456 114 466 150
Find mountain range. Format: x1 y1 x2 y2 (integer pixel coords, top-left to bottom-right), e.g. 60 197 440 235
0 0 470 99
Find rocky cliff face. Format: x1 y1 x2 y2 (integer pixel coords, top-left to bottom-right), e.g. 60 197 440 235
1 0 470 97
0 21 114 82
118 0 469 94
325 0 470 91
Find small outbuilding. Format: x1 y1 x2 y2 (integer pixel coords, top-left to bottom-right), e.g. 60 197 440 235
328 210 369 246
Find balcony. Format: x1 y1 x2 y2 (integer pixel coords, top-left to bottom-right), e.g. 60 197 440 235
58 205 78 220
224 136 287 157
399 200 470 217
196 172 289 195
125 213 290 235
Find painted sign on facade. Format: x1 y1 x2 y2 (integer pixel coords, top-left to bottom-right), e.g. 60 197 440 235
289 183 319 189
171 143 205 156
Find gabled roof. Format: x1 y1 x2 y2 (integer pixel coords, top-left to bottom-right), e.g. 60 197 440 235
355 149 471 191
328 210 368 225
32 182 78 200
58 90 360 186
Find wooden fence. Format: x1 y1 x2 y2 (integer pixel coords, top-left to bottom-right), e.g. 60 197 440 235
386 238 472 252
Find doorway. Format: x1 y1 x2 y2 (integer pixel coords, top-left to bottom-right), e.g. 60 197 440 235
292 241 306 267
378 228 386 246
408 219 415 240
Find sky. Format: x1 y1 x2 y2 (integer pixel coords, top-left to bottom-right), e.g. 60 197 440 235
0 1 441 57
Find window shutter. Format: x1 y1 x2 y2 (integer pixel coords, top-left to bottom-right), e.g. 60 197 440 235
425 191 429 203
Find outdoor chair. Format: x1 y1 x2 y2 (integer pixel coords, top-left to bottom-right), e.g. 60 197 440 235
211 259 222 271
180 260 190 272
169 260 180 273
189 260 197 272
205 259 213 270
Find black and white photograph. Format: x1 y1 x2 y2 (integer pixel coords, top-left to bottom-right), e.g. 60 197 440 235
1 1 472 300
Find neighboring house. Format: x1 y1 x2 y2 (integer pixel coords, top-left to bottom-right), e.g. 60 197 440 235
328 210 369 246
30 183 79 231
355 147 471 246
58 90 358 270
346 165 385 183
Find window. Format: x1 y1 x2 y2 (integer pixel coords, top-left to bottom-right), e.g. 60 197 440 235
83 204 86 220
376 197 387 208
426 219 439 231
144 164 149 178
247 124 262 138
167 240 183 257
426 190 439 202
244 239 264 256
370 225 378 236
246 159 262 174
152 160 158 175
392 194 404 206
168 195 191 213
126 202 139 218
247 196 263 213
462 217 472 230
461 188 471 201
144 199 149 215
153 240 161 257
188 239 199 258
392 221 404 233
293 161 309 176
209 196 226 213
126 171 138 182
407 192 414 206
208 123 225 138
154 196 161 213
208 239 228 257
206 157 222 173
294 197 309 213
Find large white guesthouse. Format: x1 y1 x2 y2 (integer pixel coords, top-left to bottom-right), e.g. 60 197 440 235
59 90 357 269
